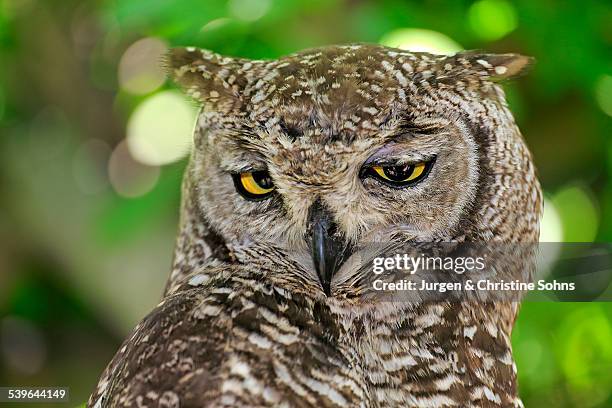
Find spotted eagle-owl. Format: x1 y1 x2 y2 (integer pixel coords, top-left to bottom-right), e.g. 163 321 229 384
89 44 541 407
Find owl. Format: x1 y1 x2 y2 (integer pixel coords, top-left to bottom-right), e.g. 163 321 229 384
89 44 541 407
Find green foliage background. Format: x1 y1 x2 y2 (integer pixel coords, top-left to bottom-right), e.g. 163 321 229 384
0 0 611 406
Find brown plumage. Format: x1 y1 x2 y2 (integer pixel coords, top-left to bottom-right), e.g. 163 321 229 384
90 44 541 407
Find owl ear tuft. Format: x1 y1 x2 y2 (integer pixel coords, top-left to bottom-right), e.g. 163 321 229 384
453 51 534 82
165 47 249 107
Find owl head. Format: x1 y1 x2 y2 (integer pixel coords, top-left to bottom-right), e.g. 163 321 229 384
167 44 541 296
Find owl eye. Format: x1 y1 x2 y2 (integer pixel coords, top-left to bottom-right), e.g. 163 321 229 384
364 160 434 187
232 170 275 200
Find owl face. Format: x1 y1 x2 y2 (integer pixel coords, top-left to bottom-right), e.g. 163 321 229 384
193 115 478 246
170 44 537 295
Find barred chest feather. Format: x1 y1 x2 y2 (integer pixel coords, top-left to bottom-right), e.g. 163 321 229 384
90 262 522 408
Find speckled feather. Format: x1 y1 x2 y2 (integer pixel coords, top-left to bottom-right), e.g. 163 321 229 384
90 44 541 407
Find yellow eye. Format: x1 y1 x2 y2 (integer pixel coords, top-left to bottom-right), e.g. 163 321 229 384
367 161 432 186
232 171 274 200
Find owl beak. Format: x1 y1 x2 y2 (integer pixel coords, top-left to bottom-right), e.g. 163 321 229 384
308 200 353 296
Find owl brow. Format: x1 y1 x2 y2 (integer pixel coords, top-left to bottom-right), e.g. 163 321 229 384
378 128 442 148
220 156 267 173
375 118 445 145
396 120 445 136
215 136 270 172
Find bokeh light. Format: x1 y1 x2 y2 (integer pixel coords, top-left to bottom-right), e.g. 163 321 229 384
594 75 612 117
126 90 197 166
118 37 168 95
379 28 462 55
468 0 518 41
108 140 160 198
537 198 563 280
540 198 563 242
552 185 599 242
228 0 271 22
